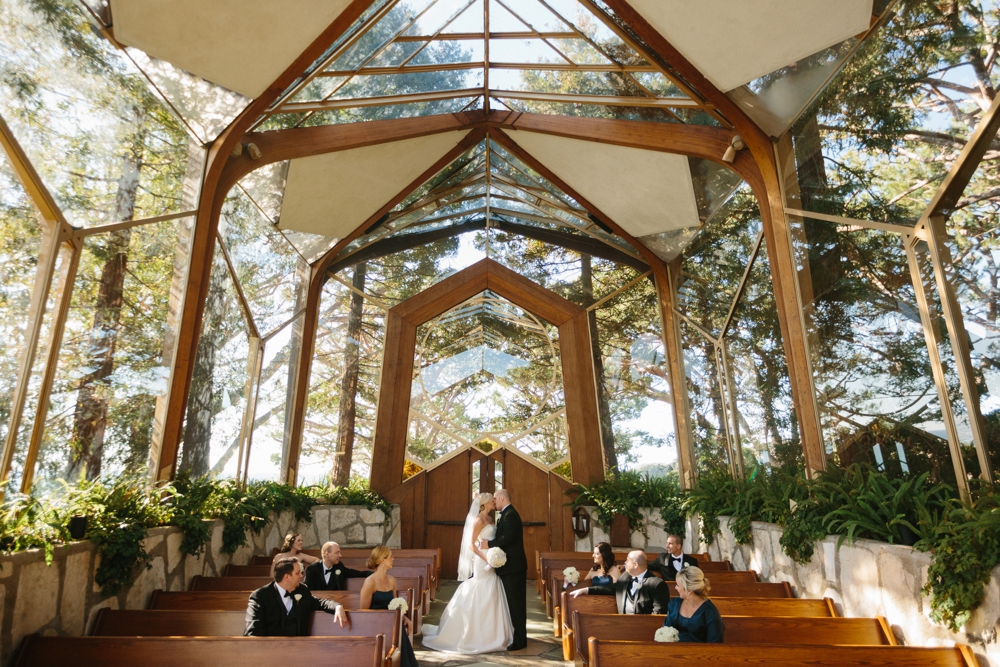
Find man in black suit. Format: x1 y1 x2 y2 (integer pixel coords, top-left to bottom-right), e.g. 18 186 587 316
649 534 698 581
304 541 372 591
244 558 349 636
480 488 528 650
569 550 670 614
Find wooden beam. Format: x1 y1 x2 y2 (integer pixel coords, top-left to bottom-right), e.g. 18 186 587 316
560 311 606 485
601 1 827 473
156 0 383 483
282 263 322 487
370 311 418 495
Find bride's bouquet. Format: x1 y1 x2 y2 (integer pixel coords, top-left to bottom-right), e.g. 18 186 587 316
563 566 580 586
388 597 409 614
486 546 507 568
654 626 680 643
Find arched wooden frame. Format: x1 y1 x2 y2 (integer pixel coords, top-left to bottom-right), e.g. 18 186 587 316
369 258 605 497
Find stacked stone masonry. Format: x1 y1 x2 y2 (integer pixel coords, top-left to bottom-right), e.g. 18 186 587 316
0 504 400 664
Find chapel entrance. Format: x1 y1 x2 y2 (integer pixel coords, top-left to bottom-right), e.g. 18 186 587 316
375 260 606 579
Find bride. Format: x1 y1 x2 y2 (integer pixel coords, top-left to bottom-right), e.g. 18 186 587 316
421 492 514 653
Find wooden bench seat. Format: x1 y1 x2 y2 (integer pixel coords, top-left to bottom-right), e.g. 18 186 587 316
224 564 271 577
88 608 403 665
572 612 896 665
13 635 384 667
587 639 977 667
557 591 835 658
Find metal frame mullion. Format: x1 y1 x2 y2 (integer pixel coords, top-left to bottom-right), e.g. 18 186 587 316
238 336 265 487
719 340 744 480
904 231 971 501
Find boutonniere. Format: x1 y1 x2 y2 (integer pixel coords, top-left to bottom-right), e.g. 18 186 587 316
335 569 341 576
294 594 302 601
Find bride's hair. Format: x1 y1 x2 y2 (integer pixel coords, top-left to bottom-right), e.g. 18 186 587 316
477 492 493 511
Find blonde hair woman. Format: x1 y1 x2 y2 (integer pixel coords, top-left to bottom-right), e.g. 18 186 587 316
661 566 725 642
361 546 420 667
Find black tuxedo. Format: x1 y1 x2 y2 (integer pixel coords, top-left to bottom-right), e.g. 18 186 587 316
488 504 527 648
304 560 372 591
589 571 670 614
649 553 699 581
244 582 340 636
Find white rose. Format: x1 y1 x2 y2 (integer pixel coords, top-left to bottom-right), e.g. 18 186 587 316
335 569 341 575
294 594 302 602
563 566 580 585
387 597 409 614
654 626 679 643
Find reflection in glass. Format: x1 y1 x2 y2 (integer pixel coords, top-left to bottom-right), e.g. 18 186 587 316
0 0 192 226
792 216 958 484
177 243 250 480
680 320 729 474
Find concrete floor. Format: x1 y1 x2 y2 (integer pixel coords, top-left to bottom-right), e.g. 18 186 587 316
414 580 567 666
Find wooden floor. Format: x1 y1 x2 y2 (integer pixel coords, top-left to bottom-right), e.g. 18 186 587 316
414 580 564 665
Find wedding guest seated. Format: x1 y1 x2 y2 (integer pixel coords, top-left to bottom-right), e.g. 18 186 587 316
569 550 669 614
361 546 419 667
245 558 348 636
305 541 373 591
649 534 698 581
585 542 623 584
662 566 724 643
269 532 319 578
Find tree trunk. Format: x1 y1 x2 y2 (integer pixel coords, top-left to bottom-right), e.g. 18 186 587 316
581 255 617 472
332 263 367 486
67 109 144 481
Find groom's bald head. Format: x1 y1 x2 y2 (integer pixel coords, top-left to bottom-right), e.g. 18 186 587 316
495 489 511 508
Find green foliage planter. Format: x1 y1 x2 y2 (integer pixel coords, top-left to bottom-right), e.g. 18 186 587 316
0 475 392 597
571 470 686 539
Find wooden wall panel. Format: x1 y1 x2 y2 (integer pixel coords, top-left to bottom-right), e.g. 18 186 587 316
426 451 474 578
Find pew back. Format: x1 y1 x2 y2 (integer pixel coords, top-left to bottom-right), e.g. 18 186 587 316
13 635 384 667
587 639 977 667
189 576 270 591
558 592 836 623
224 564 270 577
572 612 896 665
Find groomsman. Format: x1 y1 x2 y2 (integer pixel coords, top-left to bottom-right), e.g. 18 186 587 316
304 541 372 591
569 550 670 614
245 558 348 636
649 534 698 581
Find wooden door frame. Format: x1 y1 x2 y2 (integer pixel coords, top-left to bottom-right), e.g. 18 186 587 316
370 258 605 498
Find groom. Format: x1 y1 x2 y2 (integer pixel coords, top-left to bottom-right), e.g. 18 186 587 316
480 488 528 650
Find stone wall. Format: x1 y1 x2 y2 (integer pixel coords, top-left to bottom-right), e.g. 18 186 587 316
704 516 1000 667
572 506 699 554
0 504 400 665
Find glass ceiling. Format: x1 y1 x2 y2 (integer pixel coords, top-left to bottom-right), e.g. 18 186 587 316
252 0 726 130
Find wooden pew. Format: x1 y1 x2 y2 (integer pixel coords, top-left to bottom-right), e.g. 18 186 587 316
558 591 834 659
224 564 271 577
547 569 757 619
344 577 424 635
572 612 896 665
535 551 715 594
587 639 977 667
13 635 384 667
340 558 436 603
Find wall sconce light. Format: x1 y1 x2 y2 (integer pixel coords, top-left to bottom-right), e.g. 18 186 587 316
572 506 591 538
247 142 262 160
722 134 745 163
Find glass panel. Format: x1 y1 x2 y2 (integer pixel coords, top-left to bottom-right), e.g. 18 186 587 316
245 313 304 482
34 218 191 489
0 155 45 475
493 458 503 491
679 319 729 474
792 215 958 484
676 188 762 338
219 187 306 336
945 136 1000 473
724 245 801 473
0 0 193 226
782 2 998 223
595 277 678 473
176 242 250 480
471 458 481 495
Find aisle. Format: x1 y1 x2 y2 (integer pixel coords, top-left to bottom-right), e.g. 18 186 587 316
414 580 566 666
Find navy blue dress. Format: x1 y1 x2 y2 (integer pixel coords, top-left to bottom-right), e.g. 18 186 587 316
663 597 725 643
590 574 614 585
371 590 419 666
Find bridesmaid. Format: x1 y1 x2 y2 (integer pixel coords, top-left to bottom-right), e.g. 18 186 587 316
585 542 623 584
270 532 318 578
361 546 419 667
662 567 725 642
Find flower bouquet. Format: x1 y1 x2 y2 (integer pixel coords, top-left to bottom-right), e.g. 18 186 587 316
388 597 409 614
654 626 680 643
487 546 507 568
563 566 580 588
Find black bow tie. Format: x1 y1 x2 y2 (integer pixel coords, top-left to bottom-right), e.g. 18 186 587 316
672 556 682 561
283 590 293 599
326 568 335 575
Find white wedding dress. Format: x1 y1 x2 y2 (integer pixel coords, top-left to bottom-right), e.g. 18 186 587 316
421 524 514 653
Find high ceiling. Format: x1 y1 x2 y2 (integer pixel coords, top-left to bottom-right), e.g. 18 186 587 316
108 0 881 265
